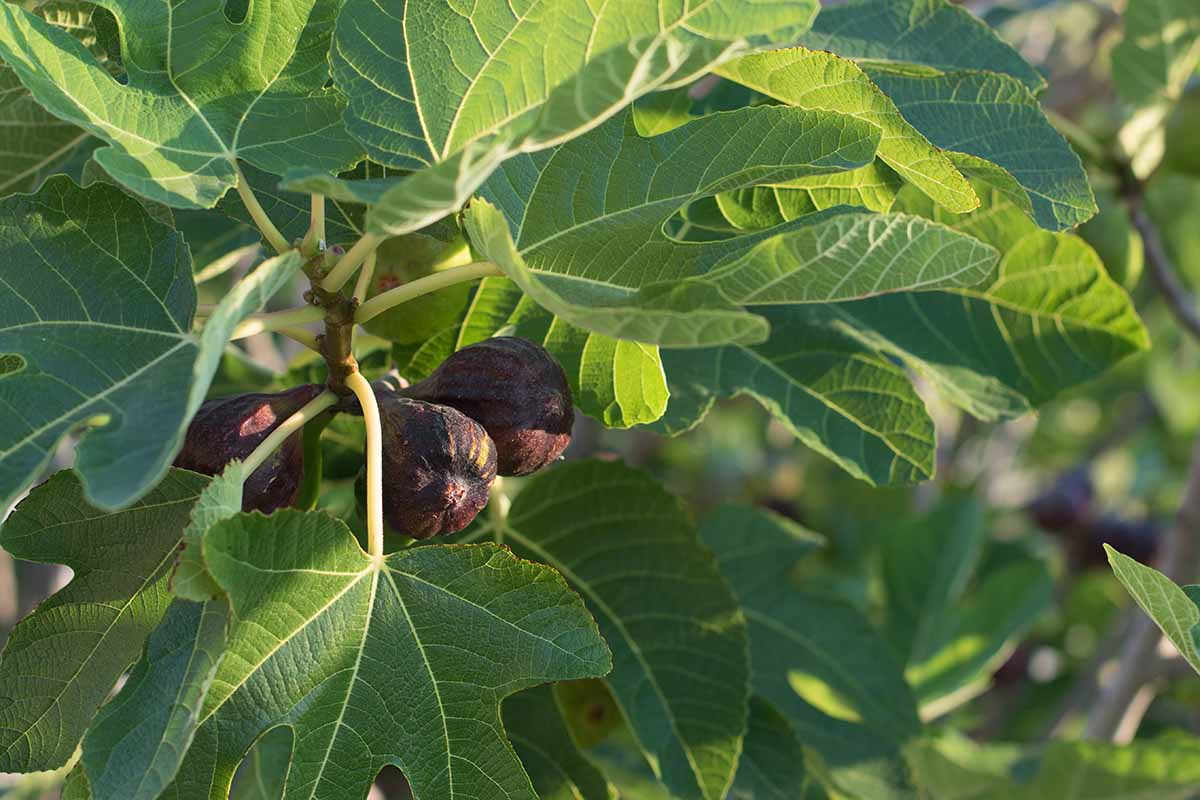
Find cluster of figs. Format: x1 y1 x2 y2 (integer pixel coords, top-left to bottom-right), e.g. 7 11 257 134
174 337 574 539
1026 468 1160 566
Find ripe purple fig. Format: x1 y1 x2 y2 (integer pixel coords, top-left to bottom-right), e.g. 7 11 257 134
174 384 323 513
377 394 497 539
402 337 573 476
1027 469 1094 533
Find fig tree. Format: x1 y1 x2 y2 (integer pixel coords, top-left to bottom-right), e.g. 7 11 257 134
173 384 323 513
376 394 497 539
402 337 573 476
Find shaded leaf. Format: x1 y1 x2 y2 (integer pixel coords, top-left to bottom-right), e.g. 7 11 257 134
661 308 937 485
802 0 1044 91
700 504 921 800
0 469 207 772
81 599 229 800
504 686 614 800
472 460 751 800
0 177 301 510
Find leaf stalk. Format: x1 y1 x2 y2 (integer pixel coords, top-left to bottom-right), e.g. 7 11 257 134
234 166 290 255
322 233 383 292
355 262 502 324
345 371 385 559
242 390 338 475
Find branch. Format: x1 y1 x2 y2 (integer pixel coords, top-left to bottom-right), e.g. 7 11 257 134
1128 200 1200 341
1084 436 1200 740
346 371 384 559
355 262 502 324
235 166 290 255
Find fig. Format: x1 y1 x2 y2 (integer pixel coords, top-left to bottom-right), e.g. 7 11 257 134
402 337 573 476
1075 514 1161 568
1027 469 1094 533
376 394 497 539
174 384 323 513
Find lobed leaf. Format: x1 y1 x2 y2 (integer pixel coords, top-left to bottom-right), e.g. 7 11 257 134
0 469 207 773
0 0 362 208
81 598 229 800
160 510 611 799
0 177 301 511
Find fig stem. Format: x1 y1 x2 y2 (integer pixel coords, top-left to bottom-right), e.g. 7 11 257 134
355 262 502 324
321 233 383 293
235 165 290 255
352 250 378 304
346 371 385 559
300 194 326 256
242 390 338 475
230 305 325 340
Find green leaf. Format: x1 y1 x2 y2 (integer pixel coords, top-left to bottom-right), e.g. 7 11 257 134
997 735 1200 800
0 0 362 208
662 307 937 485
171 463 247 602
904 733 1025 800
81 598 229 800
700 504 921 800
828 229 1150 421
731 697 822 800
472 461 751 800
0 469 207 772
801 0 1045 92
162 510 611 799
864 67 1096 231
1106 546 1200 676
715 163 905 225
504 686 615 800
1112 0 1200 108
0 177 302 511
229 727 292 800
466 197 769 348
715 48 978 213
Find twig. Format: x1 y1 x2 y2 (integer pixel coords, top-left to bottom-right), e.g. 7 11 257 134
1128 198 1200 342
301 194 326 255
355 262 501 323
1084 436 1200 739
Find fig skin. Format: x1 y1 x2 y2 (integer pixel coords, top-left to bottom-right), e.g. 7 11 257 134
376 394 497 539
173 384 323 513
402 337 574 476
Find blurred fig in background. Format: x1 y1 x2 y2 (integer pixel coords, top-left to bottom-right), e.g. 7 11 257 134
1028 468 1095 533
174 384 324 513
402 337 573 476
